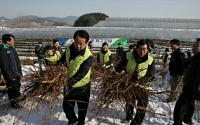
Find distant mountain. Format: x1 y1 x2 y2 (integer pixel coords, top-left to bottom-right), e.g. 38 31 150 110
47 16 78 24
0 16 13 22
0 15 79 25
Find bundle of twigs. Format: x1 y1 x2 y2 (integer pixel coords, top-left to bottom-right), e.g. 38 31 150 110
21 64 68 105
89 59 167 122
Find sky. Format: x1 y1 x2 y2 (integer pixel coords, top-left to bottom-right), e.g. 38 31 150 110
0 0 200 19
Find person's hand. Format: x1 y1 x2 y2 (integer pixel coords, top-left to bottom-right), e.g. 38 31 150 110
13 78 16 81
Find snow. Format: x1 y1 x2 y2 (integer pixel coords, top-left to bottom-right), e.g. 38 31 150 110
0 65 200 125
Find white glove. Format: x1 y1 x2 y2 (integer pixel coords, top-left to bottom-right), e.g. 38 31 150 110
120 70 125 74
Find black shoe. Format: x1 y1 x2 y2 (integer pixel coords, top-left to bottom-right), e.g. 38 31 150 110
68 121 78 125
77 122 85 125
183 121 194 125
11 102 23 109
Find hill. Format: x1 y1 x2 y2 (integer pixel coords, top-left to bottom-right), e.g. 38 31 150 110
0 15 78 26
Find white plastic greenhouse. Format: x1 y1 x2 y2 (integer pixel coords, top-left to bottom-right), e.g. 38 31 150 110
0 17 200 42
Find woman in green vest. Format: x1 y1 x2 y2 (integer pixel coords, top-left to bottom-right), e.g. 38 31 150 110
116 39 155 125
97 42 113 69
59 30 93 125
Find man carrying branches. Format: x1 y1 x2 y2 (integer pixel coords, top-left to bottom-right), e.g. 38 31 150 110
116 39 155 125
59 30 93 125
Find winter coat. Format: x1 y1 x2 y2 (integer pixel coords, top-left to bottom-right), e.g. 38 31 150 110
59 44 93 96
0 43 22 82
116 47 124 59
53 46 63 54
183 53 200 99
35 46 45 58
169 48 185 76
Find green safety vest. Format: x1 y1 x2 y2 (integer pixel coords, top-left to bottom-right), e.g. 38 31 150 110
66 44 92 88
126 52 153 90
98 50 112 63
45 51 61 63
162 52 169 61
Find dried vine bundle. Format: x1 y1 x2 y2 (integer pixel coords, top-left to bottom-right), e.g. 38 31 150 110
89 60 168 123
21 64 68 105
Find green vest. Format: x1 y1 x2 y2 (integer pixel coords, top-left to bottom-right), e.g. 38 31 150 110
126 52 153 90
45 51 61 63
162 52 169 61
66 44 92 88
98 50 112 63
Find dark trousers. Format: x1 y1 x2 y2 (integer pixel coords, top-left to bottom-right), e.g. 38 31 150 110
173 86 195 125
38 58 45 72
63 90 90 125
126 93 148 125
6 78 21 104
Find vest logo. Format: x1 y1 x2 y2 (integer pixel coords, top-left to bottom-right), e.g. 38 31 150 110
7 51 10 53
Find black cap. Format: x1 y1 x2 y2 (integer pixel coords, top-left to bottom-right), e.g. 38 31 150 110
38 41 42 44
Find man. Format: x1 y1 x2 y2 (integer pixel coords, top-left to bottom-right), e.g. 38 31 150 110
35 41 45 71
97 42 113 69
125 45 135 54
173 38 200 125
53 39 63 54
116 40 155 125
116 42 124 60
167 39 185 102
59 30 93 125
0 34 22 109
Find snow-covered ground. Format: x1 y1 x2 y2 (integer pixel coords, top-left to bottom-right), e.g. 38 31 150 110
0 65 200 125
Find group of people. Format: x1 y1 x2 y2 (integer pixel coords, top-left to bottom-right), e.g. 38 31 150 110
0 31 200 125
34 39 64 70
159 39 200 125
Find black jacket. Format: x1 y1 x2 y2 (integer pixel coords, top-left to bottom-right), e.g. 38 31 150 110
35 46 45 58
169 48 185 76
53 46 63 54
116 50 155 80
59 43 93 95
0 44 22 82
183 53 200 100
116 47 124 58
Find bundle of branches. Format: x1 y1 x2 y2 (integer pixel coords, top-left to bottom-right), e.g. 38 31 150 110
20 58 35 65
89 60 167 122
21 64 68 105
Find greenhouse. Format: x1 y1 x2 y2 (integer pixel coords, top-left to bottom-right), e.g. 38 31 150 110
0 17 200 42
95 17 200 29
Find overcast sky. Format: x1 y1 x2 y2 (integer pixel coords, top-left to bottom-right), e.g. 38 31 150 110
1 0 200 19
